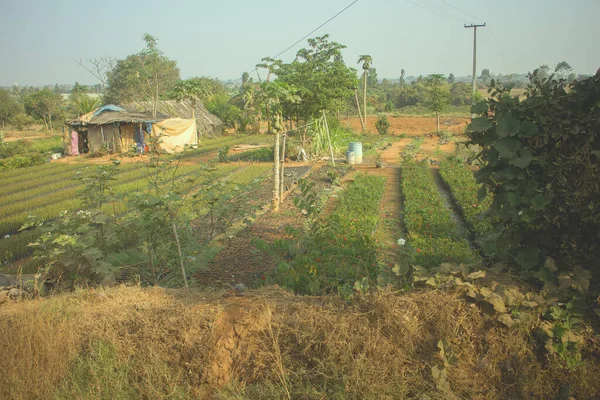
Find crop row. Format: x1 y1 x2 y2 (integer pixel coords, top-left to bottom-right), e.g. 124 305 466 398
0 165 240 264
179 134 269 161
0 163 78 187
438 159 494 238
1 162 141 199
0 167 147 219
294 173 387 294
0 164 203 235
401 160 474 267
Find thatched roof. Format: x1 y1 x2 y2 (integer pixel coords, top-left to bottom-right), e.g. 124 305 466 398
123 99 223 137
67 108 164 126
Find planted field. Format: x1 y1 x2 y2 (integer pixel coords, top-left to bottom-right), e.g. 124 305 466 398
438 159 494 238
0 161 241 265
401 159 474 267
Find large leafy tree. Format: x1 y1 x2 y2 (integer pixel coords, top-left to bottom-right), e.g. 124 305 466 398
554 61 572 80
0 89 22 128
277 35 358 124
423 74 451 133
24 89 64 134
105 34 180 115
170 78 212 119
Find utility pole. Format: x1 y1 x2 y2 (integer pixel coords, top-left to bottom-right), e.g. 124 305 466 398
464 23 486 105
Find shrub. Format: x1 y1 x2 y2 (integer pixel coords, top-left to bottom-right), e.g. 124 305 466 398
375 115 391 135
467 72 600 275
259 174 386 296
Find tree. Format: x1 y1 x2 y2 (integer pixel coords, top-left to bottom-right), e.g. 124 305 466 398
367 67 378 86
536 64 551 80
555 61 572 80
75 57 116 92
447 73 455 84
71 94 101 116
170 78 212 119
255 57 282 83
399 69 406 88
480 69 491 85
105 34 180 115
277 35 358 124
0 89 22 128
24 89 64 134
357 55 373 128
423 74 450 133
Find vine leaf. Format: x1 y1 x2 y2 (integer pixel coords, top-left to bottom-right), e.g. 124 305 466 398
494 137 521 158
467 117 493 133
497 114 521 137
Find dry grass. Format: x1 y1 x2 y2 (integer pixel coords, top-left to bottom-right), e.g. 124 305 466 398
1 285 599 399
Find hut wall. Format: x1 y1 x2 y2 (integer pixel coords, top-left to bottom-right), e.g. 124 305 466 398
88 124 122 154
120 124 136 152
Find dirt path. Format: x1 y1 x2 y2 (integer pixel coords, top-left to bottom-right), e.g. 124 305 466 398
193 164 351 287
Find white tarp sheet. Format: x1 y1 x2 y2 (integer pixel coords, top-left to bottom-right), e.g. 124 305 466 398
151 118 197 153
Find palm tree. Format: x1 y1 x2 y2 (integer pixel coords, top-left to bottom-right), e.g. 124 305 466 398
357 55 372 130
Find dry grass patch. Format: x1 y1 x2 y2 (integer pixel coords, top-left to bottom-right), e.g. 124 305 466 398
0 285 599 399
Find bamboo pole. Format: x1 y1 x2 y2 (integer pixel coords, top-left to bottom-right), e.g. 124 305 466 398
322 111 335 167
272 131 280 212
279 134 286 204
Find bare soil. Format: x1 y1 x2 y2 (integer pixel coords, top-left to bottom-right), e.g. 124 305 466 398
341 115 470 136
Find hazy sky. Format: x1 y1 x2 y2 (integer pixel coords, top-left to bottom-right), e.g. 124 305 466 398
1 0 598 86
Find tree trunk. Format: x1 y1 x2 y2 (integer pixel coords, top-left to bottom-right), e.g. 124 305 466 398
436 111 440 134
363 70 368 131
272 132 280 211
354 90 365 131
169 209 188 289
49 113 53 135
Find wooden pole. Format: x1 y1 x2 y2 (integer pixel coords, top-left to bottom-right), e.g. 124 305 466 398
279 134 286 204
354 89 365 131
272 131 280 212
322 111 335 167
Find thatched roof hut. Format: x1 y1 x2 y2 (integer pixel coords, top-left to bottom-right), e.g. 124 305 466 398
124 99 223 137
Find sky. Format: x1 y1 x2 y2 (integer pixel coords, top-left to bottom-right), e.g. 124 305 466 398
0 0 598 86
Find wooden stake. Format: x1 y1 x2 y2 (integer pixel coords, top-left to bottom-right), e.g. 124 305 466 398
279 134 286 204
322 111 335 167
272 131 280 212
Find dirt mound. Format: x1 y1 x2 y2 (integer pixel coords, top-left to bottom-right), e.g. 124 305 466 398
1 285 599 399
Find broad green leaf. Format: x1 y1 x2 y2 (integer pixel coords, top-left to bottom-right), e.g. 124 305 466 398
520 121 538 137
531 194 551 211
515 247 540 270
494 137 521 158
471 101 488 115
466 116 493 133
508 153 534 168
497 114 521 137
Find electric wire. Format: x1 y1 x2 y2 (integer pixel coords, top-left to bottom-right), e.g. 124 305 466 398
235 0 360 83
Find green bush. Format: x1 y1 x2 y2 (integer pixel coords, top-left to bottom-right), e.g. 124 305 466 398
375 115 391 135
260 174 386 295
468 73 600 274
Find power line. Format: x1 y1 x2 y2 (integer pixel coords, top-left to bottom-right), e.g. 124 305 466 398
436 0 481 22
237 0 360 82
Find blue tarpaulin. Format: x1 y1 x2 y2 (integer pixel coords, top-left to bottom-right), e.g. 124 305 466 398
93 104 125 116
